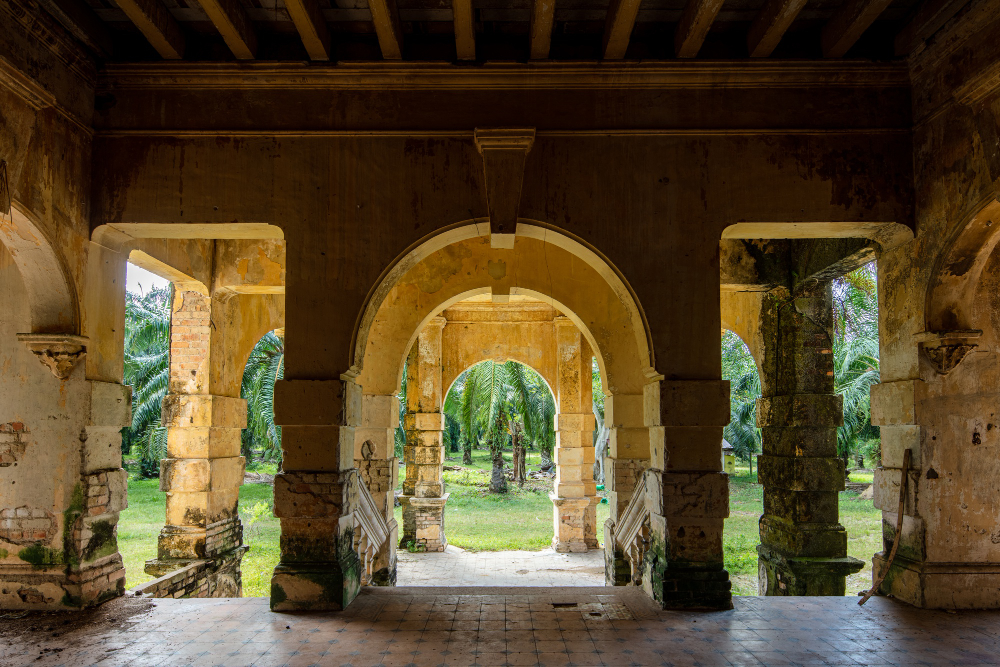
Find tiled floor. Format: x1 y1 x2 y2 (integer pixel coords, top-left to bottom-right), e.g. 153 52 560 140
396 547 605 587
4 587 1000 667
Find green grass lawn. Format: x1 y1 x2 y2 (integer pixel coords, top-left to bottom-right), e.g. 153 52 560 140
117 457 880 598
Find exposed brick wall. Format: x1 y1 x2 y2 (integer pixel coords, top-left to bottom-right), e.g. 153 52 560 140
0 422 29 466
0 506 55 544
169 290 211 394
205 517 243 558
356 457 393 516
133 548 246 599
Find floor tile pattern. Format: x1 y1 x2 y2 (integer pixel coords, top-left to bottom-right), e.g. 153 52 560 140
396 548 605 587
4 587 1000 667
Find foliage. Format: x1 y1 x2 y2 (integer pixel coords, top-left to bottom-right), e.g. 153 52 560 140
592 358 608 483
120 286 171 478
832 263 881 465
456 360 553 493
721 330 762 470
240 332 284 464
394 359 408 459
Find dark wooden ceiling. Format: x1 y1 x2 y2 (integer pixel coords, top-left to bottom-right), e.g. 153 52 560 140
37 0 968 63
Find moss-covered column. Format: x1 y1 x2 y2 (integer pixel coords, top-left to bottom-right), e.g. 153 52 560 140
756 284 863 596
271 376 362 610
400 317 448 551
553 318 598 552
356 393 399 585
642 378 732 609
148 289 247 597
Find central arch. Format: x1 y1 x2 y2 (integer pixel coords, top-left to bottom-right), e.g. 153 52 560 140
351 222 655 585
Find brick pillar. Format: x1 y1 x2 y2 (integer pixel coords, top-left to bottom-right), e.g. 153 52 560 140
355 393 399 585
552 318 598 552
147 290 247 597
642 378 732 609
756 284 863 596
400 317 448 551
271 377 363 611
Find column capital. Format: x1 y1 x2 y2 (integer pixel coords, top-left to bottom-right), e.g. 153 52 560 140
425 316 447 329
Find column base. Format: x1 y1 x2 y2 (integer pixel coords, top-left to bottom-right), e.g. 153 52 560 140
603 520 632 586
0 554 126 610
140 546 247 598
270 561 361 611
551 496 594 553
399 495 449 552
757 544 863 596
873 553 1000 609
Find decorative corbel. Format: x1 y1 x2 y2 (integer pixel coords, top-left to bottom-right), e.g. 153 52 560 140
16 333 88 379
474 128 535 249
914 330 982 375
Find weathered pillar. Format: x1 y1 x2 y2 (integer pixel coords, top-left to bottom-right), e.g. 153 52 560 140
756 284 863 596
643 378 732 609
603 392 649 585
147 289 247 597
552 318 598 552
355 393 399 584
400 317 448 552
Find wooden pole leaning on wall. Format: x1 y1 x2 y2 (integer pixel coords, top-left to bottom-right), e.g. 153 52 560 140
858 447 910 606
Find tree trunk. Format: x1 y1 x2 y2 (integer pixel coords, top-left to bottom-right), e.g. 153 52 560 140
490 444 507 493
593 425 609 485
512 429 526 486
462 438 473 465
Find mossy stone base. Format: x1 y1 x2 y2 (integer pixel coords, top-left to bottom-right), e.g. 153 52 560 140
270 562 361 611
757 544 863 596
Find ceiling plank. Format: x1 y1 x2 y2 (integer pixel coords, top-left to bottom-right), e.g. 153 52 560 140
747 0 808 57
452 0 475 61
821 0 893 57
602 0 641 59
199 0 257 59
529 0 555 60
674 0 724 58
38 0 114 57
368 0 404 59
894 0 970 56
285 0 331 61
115 0 185 59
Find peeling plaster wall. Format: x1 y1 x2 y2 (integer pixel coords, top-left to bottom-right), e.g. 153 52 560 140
0 245 89 607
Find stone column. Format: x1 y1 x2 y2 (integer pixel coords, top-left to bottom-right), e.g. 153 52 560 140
271 376 362 610
642 378 732 609
147 289 247 598
756 284 863 596
355 393 399 584
603 392 649 585
400 317 448 552
552 318 598 552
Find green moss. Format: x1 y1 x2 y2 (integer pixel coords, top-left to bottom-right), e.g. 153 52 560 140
270 583 287 607
61 483 86 568
18 544 65 568
0 548 8 559
82 520 118 562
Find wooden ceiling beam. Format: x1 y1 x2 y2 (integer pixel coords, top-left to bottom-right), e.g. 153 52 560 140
452 0 475 60
199 0 257 59
747 0 808 57
285 0 331 61
368 0 404 59
821 0 893 57
894 0 969 56
115 0 185 59
602 0 641 59
38 0 114 57
529 0 555 60
674 0 724 58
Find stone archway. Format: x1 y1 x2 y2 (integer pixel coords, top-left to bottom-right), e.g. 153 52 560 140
350 222 654 587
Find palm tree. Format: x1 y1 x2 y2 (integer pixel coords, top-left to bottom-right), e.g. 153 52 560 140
121 285 172 478
592 358 609 484
832 264 880 467
457 360 552 493
721 330 762 474
240 331 284 463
